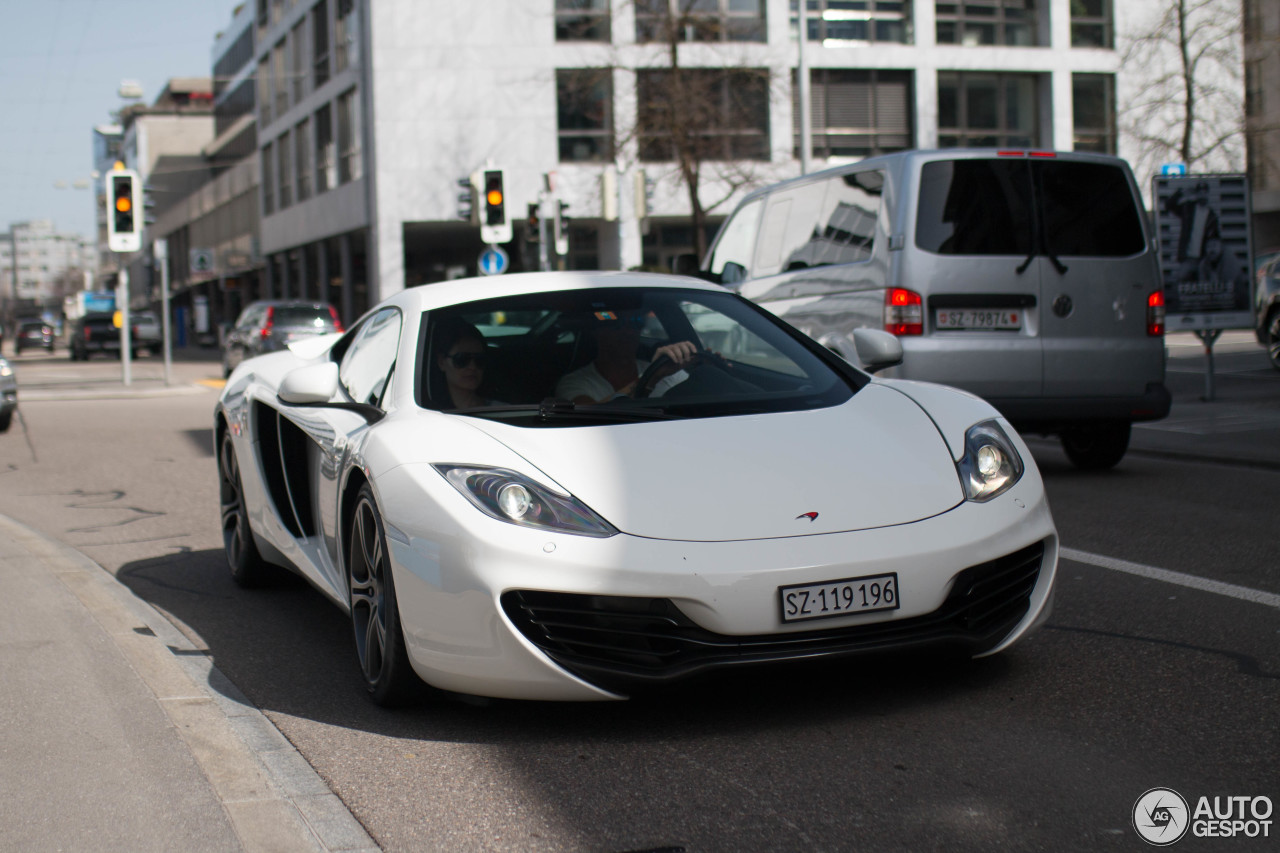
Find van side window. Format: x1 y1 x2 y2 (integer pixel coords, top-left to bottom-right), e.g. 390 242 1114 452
707 197 763 284
754 169 885 278
1038 162 1145 257
916 160 1034 256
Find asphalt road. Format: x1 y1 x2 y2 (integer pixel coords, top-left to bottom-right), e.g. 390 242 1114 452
0 346 1276 852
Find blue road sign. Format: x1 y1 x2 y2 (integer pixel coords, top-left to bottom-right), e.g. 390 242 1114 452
478 245 509 276
1161 163 1188 177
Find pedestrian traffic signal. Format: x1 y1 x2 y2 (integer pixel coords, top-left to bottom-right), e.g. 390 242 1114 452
479 168 511 244
106 169 141 252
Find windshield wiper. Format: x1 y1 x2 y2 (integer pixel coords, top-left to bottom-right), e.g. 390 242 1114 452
447 398 681 422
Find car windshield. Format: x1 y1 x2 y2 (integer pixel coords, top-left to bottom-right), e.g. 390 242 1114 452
272 306 336 327
416 286 858 424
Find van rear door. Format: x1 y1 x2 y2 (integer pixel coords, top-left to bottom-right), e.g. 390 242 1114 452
911 156 1044 400
1034 158 1161 399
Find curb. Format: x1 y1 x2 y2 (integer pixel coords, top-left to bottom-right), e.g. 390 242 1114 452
0 513 379 853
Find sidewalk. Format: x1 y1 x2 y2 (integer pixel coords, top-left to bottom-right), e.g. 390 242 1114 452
0 511 378 852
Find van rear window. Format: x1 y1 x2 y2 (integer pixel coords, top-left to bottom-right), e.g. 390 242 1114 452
916 158 1145 258
1038 161 1146 257
916 160 1034 256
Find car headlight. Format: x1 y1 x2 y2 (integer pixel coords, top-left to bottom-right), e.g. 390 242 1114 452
434 465 617 538
956 420 1024 502
0 363 12 377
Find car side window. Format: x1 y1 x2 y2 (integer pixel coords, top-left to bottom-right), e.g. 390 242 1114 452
752 171 884 279
339 308 402 406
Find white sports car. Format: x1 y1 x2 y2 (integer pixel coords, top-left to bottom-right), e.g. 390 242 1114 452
216 271 1058 705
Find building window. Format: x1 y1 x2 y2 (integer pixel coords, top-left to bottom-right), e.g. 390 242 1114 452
638 69 770 162
556 0 610 41
316 104 335 192
337 88 362 183
936 1 1039 47
1070 0 1111 48
336 0 358 72
636 0 766 43
258 57 272 125
273 40 289 117
262 141 275 214
313 0 330 87
557 69 613 162
1072 73 1115 153
795 0 911 44
796 69 913 158
937 72 1039 148
291 20 308 104
295 118 313 201
278 130 293 208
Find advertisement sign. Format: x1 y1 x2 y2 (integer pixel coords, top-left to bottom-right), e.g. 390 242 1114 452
1152 174 1254 331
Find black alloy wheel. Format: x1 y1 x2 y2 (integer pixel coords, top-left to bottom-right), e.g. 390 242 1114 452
347 484 421 706
1060 421 1131 470
219 429 271 586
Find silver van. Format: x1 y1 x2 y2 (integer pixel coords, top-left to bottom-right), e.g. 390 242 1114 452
699 149 1170 469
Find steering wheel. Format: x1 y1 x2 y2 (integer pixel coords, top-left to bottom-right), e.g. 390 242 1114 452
634 348 730 399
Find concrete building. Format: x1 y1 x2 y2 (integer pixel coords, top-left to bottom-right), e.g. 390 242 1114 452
1 220 95 322
246 0 1225 308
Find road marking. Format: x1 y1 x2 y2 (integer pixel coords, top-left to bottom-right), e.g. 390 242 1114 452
1062 547 1280 610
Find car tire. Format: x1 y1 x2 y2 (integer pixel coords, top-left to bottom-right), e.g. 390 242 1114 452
1266 310 1280 372
1060 422 1131 470
347 483 422 707
0 410 10 433
218 430 273 587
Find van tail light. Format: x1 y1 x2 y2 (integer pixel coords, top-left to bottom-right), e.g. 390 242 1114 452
84 326 92 342
884 288 924 336
1147 290 1166 336
329 306 345 333
261 306 275 339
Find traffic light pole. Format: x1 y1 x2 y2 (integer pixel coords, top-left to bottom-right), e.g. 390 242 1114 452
118 269 132 387
156 239 172 386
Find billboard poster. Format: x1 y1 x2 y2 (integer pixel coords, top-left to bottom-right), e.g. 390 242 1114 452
1152 174 1254 331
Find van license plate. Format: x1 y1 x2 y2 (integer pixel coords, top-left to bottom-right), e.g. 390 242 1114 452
935 309 1022 330
779 573 899 623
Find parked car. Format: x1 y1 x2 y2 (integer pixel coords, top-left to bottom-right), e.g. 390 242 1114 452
69 313 120 360
698 149 1171 469
216 271 1058 705
1254 251 1280 371
222 300 343 377
15 319 55 354
131 311 162 355
0 355 15 432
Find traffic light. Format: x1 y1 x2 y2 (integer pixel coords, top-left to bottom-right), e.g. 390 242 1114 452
456 176 475 222
105 169 141 253
479 168 511 244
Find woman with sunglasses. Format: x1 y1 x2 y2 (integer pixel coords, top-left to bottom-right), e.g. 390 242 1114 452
435 318 497 409
555 310 696 404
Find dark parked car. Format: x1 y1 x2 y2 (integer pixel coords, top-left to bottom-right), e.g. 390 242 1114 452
69 313 121 360
1256 251 1280 371
222 300 343 377
15 319 55 354
0 355 15 432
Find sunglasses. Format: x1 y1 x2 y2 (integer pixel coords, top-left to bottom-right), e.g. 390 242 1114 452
446 352 486 368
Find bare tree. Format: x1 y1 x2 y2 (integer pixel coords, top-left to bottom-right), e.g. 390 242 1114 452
1120 0 1245 179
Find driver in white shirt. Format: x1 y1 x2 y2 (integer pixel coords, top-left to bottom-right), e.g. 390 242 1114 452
555 310 696 404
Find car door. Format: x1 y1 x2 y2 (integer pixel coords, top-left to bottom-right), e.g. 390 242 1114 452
1034 158 1161 398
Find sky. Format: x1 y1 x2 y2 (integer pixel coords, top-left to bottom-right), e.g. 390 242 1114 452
0 0 244 241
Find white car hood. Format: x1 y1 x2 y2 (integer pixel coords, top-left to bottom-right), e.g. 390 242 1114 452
467 384 964 542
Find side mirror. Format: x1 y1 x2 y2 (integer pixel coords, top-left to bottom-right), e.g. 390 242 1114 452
279 362 339 404
852 329 904 374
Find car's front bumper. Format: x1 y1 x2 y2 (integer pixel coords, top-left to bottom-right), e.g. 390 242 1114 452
379 464 1058 701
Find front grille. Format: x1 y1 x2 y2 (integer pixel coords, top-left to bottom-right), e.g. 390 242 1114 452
501 540 1045 694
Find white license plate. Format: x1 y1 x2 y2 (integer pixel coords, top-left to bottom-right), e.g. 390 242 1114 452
935 309 1023 330
779 573 900 624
